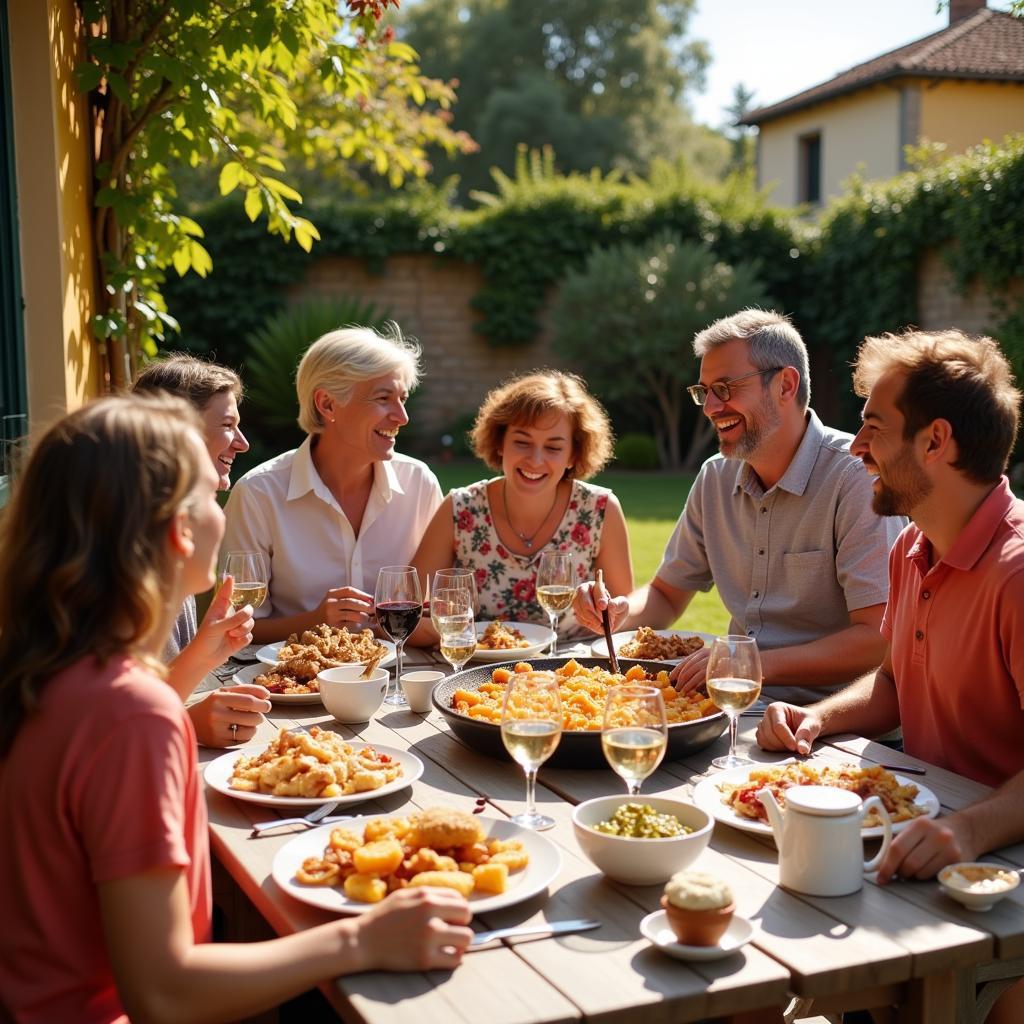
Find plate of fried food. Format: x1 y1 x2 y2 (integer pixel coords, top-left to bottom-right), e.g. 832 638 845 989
433 658 726 768
471 620 552 663
692 760 940 840
204 726 423 808
272 806 562 915
590 627 715 665
256 625 396 670
230 662 325 704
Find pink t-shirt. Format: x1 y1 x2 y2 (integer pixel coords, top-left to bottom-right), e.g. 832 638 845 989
0 655 211 1024
882 478 1024 786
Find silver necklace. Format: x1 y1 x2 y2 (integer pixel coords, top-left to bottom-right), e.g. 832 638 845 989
502 479 562 549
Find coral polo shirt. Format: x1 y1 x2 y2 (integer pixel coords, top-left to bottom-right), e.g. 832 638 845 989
882 478 1024 786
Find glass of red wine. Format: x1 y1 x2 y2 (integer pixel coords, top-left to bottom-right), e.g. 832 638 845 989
374 565 423 707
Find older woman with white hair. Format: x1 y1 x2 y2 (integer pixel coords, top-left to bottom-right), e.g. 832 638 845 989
222 324 442 643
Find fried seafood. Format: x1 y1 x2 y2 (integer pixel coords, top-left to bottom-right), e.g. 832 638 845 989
256 626 388 694
450 659 718 730
477 620 531 651
294 806 529 902
717 762 927 827
229 727 402 798
619 627 705 661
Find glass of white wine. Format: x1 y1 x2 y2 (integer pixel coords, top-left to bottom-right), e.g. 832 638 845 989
429 568 477 633
705 635 763 770
220 551 268 611
500 670 562 830
434 587 476 673
535 550 574 656
602 685 668 796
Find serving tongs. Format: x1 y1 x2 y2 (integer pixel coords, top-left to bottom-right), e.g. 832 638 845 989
596 569 620 675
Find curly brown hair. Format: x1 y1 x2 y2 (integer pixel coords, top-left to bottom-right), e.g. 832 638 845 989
0 394 205 755
469 370 613 480
133 352 242 408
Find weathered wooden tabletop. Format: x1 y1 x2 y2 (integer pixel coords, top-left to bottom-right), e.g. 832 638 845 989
198 645 1024 1024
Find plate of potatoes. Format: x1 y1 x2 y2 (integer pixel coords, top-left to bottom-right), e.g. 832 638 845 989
272 808 562 915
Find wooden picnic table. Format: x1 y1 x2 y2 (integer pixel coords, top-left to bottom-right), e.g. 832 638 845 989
198 645 1024 1024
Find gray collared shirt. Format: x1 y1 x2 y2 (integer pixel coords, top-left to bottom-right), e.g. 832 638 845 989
657 409 906 705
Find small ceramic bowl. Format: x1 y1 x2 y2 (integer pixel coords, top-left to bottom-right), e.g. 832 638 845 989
571 796 713 886
938 862 1020 912
660 895 736 947
317 666 389 723
401 670 444 713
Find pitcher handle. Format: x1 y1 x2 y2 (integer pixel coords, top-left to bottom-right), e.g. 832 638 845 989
861 795 892 872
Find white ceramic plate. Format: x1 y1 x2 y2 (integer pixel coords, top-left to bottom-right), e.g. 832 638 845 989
471 621 553 663
273 815 562 915
640 910 754 962
590 630 716 664
204 741 423 809
229 663 324 705
256 638 396 669
691 762 941 840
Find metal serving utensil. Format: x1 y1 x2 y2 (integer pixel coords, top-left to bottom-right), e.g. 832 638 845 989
596 569 620 675
250 802 344 836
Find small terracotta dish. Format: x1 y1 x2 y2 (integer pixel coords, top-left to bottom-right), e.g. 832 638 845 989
660 895 735 946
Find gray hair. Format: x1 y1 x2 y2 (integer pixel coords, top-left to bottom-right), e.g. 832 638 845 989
296 323 421 435
693 309 810 409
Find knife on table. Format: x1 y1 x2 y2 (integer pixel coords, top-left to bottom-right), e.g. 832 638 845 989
470 918 601 947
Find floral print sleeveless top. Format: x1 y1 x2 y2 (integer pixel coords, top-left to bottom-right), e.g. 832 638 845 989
451 478 611 638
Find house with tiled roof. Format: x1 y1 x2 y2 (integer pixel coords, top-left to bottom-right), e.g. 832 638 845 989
740 0 1024 206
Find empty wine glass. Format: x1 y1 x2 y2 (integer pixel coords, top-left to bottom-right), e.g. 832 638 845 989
501 670 562 830
602 684 668 796
535 550 574 656
219 550 268 611
429 568 478 633
374 566 422 707
434 587 475 673
706 635 763 770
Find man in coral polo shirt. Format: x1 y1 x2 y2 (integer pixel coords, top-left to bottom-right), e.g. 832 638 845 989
757 327 1024 1024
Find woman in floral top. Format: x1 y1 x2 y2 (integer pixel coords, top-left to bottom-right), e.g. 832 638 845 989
411 371 632 642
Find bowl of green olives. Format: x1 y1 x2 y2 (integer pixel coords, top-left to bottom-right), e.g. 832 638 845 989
571 796 713 886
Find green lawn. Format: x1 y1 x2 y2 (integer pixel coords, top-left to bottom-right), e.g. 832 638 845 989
433 462 730 635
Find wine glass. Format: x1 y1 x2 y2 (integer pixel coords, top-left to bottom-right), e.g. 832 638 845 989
219 550 268 611
535 550 574 656
500 670 562 830
374 565 423 707
434 587 476 673
602 685 668 796
429 568 478 633
705 635 763 770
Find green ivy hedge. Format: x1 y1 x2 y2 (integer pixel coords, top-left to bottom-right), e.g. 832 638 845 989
163 136 1024 409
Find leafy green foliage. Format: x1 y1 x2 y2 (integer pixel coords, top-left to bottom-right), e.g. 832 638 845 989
399 0 714 196
553 235 770 468
77 0 470 386
244 297 392 441
614 434 660 471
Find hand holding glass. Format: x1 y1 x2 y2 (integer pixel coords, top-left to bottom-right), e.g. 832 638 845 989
220 551 268 611
434 587 475 673
501 671 562 830
374 566 422 707
536 551 574 656
706 635 763 770
602 685 668 795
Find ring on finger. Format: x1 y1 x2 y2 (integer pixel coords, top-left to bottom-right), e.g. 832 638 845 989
230 723 238 740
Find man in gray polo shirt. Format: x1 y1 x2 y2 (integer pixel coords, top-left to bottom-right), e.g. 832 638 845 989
574 309 905 705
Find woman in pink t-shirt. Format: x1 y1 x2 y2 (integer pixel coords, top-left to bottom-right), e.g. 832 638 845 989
0 395 472 1024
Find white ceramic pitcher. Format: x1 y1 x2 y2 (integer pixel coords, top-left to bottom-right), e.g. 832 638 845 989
757 785 893 897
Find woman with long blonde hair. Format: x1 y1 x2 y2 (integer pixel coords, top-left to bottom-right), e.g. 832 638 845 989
0 395 471 1023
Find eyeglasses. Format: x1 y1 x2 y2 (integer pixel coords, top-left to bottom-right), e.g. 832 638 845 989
686 367 784 406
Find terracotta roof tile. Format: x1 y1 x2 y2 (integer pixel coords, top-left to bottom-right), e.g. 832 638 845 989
741 10 1024 125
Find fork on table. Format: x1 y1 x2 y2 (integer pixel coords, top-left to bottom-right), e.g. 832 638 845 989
250 801 344 837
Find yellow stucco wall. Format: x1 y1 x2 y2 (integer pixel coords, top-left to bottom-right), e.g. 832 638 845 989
8 0 102 432
756 85 902 207
919 79 1024 153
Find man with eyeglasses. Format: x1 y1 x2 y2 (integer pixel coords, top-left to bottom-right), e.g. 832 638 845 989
574 309 905 705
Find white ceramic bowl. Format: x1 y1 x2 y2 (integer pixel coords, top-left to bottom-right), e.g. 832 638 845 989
571 795 713 886
317 666 389 723
938 862 1020 912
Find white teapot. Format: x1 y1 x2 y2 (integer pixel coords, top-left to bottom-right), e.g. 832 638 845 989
757 785 893 897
